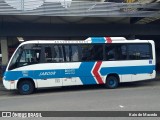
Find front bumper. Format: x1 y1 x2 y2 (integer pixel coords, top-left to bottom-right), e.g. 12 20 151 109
3 78 16 90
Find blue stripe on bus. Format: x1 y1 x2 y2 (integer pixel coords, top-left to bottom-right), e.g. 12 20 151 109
78 62 97 84
91 37 105 43
100 65 155 75
4 62 97 85
4 64 155 85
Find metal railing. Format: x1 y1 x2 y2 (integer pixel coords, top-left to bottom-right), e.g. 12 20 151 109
0 0 159 17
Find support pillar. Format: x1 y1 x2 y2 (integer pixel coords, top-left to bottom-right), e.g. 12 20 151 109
0 37 8 74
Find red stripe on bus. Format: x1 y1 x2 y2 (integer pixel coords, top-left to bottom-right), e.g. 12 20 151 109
106 37 112 43
93 61 104 84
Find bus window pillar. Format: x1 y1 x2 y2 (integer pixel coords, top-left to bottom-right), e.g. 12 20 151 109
0 37 8 73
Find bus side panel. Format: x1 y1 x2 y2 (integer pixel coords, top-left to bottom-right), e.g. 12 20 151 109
62 77 83 86
100 60 155 83
35 78 62 88
62 62 100 86
130 60 155 82
149 40 156 66
121 75 132 83
12 62 84 88
149 40 156 79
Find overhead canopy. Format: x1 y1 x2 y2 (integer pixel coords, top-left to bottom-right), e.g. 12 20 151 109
0 0 159 37
0 0 159 17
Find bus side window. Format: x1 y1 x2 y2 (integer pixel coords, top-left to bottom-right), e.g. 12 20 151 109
62 45 81 62
33 50 41 63
128 44 151 60
105 44 127 61
64 45 70 62
105 45 116 61
92 45 103 61
45 47 53 62
52 45 64 62
116 45 127 60
71 45 80 62
120 45 127 60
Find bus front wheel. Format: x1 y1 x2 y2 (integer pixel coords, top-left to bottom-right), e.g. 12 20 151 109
105 76 119 89
18 80 35 95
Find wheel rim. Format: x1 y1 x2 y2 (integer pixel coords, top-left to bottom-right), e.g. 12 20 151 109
109 79 116 87
22 84 30 92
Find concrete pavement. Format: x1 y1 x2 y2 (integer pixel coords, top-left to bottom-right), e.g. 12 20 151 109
0 78 160 110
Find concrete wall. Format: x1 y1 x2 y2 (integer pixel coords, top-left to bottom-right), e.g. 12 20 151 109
0 37 8 66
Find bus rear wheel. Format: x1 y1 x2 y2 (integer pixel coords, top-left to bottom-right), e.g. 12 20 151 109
18 80 35 95
105 76 119 89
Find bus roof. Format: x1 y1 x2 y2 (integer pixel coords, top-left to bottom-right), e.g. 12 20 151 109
20 37 151 46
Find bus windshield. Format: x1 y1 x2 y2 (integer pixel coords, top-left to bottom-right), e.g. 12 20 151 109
8 44 41 70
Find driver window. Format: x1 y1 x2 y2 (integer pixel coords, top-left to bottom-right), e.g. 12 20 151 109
18 49 41 67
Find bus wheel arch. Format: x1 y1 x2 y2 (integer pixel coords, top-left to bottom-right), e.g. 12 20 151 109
105 74 120 89
17 78 35 95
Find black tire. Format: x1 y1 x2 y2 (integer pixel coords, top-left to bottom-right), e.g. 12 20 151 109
18 80 35 95
105 76 119 89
